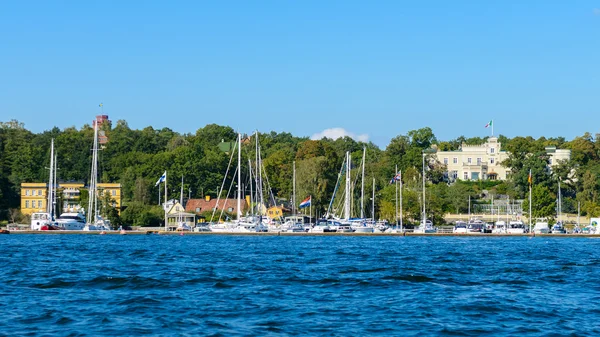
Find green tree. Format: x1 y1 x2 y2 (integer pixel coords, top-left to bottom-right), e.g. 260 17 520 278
522 185 556 219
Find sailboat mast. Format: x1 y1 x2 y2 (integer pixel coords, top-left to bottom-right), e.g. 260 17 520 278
54 153 58 217
248 159 254 216
344 152 351 220
293 161 296 215
399 170 403 231
47 139 54 216
395 164 398 225
237 133 242 221
558 180 562 223
180 175 184 224
372 177 375 221
360 147 365 219
422 153 426 224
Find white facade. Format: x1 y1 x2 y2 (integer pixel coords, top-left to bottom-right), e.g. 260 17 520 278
435 137 571 181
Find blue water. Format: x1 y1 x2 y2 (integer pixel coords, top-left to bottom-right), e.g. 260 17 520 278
1 235 599 336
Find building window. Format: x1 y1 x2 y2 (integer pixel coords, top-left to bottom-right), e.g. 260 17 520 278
451 171 458 179
39 190 43 196
25 190 30 196
33 190 37 196
477 158 482 165
443 158 448 165
453 157 458 164
490 158 495 164
112 190 116 196
25 200 30 208
228 207 233 212
467 158 472 164
38 200 42 208
196 207 200 213
471 172 480 180
490 148 495 154
463 172 469 180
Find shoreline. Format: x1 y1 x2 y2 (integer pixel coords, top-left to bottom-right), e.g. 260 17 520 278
3 230 600 237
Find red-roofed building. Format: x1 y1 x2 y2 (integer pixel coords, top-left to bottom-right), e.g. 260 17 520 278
93 115 111 144
186 196 247 215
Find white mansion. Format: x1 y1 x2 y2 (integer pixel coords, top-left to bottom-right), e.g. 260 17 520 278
435 137 571 181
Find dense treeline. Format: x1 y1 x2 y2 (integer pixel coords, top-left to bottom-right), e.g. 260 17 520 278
1 119 599 225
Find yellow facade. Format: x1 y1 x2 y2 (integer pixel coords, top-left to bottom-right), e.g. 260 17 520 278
267 206 285 218
21 183 48 215
98 183 122 211
20 182 122 215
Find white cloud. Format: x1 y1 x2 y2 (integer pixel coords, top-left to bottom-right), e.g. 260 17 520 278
594 8 600 15
311 127 369 143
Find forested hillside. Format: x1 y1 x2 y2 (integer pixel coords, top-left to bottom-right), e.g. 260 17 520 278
1 119 598 225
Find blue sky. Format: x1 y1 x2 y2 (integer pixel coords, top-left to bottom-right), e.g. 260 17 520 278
1 1 598 148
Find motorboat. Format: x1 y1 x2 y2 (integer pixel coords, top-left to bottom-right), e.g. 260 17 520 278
467 218 485 233
493 221 507 234
31 212 61 230
453 221 468 234
281 216 305 233
550 222 566 234
56 212 86 230
310 219 332 233
508 220 526 234
533 221 549 234
350 218 374 233
414 219 436 233
374 220 390 233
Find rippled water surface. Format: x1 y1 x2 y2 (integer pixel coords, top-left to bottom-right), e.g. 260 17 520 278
2 235 600 336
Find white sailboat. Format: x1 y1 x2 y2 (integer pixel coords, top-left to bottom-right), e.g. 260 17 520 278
414 152 436 233
31 139 61 230
209 133 267 233
352 147 374 233
82 118 109 231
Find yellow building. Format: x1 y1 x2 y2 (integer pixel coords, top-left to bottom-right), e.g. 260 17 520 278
98 183 122 211
20 182 122 215
21 183 48 215
60 182 85 213
267 205 289 219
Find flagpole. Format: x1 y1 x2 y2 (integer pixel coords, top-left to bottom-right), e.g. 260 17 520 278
309 195 312 225
529 172 532 234
492 119 494 137
164 171 168 232
400 170 403 232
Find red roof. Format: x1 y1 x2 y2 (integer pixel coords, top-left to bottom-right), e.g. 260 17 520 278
186 198 246 214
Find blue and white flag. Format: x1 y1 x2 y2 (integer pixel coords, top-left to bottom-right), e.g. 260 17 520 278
155 171 166 186
299 196 311 209
389 172 401 184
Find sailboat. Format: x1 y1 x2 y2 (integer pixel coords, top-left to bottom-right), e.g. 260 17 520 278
281 161 305 233
209 133 268 233
82 119 109 231
414 152 436 233
31 139 61 230
351 147 374 233
551 180 566 234
175 176 191 231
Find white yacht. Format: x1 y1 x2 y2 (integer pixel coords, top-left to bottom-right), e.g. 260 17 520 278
31 212 59 230
453 221 468 234
508 220 526 234
209 222 236 232
350 218 374 233
550 222 566 234
414 219 436 233
467 218 485 233
493 221 507 234
55 212 86 230
310 219 334 233
281 216 305 233
533 221 549 234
